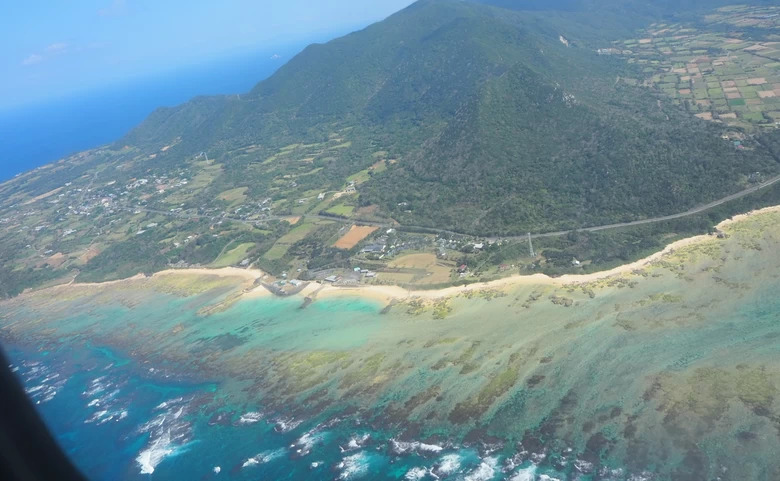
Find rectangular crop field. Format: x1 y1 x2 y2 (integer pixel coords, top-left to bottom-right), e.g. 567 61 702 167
334 225 379 249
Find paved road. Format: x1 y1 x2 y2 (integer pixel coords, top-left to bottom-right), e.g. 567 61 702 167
525 172 780 240
123 172 780 241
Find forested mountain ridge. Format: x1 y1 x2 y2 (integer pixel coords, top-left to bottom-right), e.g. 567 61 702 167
5 0 780 296
119 0 779 234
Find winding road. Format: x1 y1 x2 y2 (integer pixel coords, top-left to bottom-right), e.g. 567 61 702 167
125 172 780 241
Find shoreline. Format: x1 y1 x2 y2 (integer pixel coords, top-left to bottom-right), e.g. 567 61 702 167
32 204 780 303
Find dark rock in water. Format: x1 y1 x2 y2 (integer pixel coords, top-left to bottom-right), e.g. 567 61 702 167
380 303 394 315
463 427 488 445
478 437 505 456
736 430 757 442
299 297 314 309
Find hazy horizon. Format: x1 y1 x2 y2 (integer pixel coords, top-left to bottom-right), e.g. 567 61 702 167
2 0 416 111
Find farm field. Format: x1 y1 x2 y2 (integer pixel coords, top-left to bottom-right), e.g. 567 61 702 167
263 222 322 260
616 5 780 130
333 225 379 249
386 253 454 284
324 204 355 217
216 187 248 207
210 242 255 268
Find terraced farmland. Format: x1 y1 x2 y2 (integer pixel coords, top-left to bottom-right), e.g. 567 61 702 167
617 5 780 130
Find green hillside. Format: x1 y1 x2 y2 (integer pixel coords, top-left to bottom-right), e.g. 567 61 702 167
3 0 780 295
120 0 779 234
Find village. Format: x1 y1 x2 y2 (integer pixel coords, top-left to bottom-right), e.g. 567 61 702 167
0 143 529 295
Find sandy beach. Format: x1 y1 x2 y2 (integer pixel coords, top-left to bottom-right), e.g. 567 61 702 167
48 204 780 304
308 205 780 302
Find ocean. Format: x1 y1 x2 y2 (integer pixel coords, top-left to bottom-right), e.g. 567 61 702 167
3 208 780 481
7 342 513 481
0 47 293 183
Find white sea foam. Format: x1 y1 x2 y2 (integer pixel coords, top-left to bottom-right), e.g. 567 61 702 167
435 454 462 476
274 416 303 433
508 465 537 481
26 384 45 394
242 448 286 468
390 439 444 456
628 472 654 481
136 429 175 474
337 452 371 480
574 459 594 474
405 466 429 480
154 397 184 411
135 398 193 474
538 475 561 481
83 378 109 397
344 433 371 451
464 457 498 481
294 426 328 455
237 412 263 424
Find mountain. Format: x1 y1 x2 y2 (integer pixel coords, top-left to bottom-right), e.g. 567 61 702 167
118 0 779 235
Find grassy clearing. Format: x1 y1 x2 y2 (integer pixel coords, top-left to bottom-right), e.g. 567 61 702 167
282 222 319 243
263 222 320 260
211 243 255 268
325 204 355 217
263 244 291 261
216 187 248 207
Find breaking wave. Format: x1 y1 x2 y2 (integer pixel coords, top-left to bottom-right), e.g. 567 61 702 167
135 397 193 474
242 448 286 468
337 451 371 480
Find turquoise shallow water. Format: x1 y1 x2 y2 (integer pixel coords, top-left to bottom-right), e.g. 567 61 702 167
4 213 780 481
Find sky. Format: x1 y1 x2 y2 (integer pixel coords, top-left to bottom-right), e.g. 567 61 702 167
0 0 416 111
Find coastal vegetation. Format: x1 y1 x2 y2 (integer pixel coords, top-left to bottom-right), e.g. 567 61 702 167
3 1 780 299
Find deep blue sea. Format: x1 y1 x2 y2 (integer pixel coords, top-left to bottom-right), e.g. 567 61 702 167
0 47 292 183
8 343 547 481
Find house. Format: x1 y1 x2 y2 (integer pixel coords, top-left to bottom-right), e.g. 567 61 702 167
572 258 581 266
361 244 385 254
365 272 377 278
324 275 339 283
458 264 468 273
290 279 303 287
353 267 362 272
